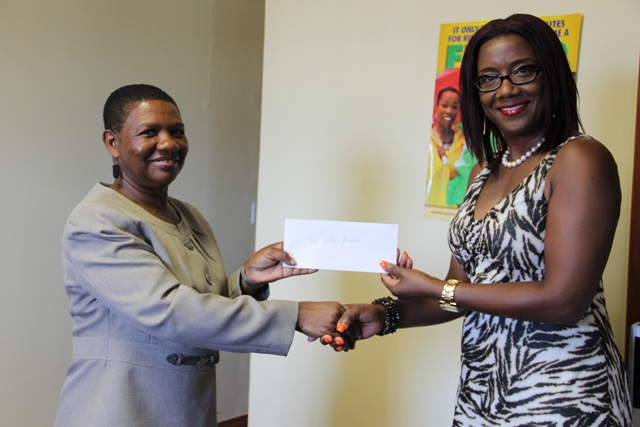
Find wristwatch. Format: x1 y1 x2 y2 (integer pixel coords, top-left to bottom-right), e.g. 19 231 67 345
439 279 462 313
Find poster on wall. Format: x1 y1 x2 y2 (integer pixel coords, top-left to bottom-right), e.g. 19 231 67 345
424 13 583 220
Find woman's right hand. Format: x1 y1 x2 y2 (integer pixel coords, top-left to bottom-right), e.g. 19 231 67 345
243 242 317 287
335 304 386 342
297 301 354 351
307 303 387 352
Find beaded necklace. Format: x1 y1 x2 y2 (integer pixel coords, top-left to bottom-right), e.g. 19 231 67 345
502 138 545 168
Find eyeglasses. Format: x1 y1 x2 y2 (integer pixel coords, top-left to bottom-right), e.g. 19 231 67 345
474 65 541 92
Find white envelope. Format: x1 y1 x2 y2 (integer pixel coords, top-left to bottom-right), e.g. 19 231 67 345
283 219 398 273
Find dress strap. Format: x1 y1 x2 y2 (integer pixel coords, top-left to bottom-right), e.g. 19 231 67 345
553 133 592 153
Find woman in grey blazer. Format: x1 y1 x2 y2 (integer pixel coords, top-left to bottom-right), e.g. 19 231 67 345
54 84 347 427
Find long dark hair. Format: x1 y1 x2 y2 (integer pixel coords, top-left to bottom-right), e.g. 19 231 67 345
459 14 582 170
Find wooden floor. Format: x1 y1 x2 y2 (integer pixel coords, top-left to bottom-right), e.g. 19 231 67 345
219 414 248 427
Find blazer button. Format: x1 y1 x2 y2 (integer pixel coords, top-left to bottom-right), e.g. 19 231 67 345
184 237 194 250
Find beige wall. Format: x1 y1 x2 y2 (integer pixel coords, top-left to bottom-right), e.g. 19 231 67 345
0 1 263 425
251 1 640 426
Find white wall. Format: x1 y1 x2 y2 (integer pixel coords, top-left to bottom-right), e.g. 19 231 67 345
251 1 640 426
0 1 263 425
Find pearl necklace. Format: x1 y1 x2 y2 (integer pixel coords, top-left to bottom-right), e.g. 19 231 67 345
502 138 545 168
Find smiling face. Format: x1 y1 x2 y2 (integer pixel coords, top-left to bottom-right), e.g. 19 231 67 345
103 100 188 195
477 34 546 142
435 90 460 130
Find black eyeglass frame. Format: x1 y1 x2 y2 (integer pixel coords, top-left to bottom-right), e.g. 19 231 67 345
473 65 542 93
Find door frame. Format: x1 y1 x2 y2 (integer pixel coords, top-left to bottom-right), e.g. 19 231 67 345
625 64 640 362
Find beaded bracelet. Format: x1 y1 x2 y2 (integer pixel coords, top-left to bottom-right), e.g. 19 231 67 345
371 296 399 336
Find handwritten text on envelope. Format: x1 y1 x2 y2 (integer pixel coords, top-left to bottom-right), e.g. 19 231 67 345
283 219 398 273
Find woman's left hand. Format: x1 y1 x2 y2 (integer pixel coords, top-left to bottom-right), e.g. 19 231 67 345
243 242 317 286
379 261 439 300
397 250 413 269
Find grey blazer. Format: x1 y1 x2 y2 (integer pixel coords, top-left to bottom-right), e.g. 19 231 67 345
54 183 298 427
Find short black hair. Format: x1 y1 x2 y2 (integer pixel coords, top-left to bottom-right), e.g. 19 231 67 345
459 14 582 170
103 84 179 133
437 86 460 104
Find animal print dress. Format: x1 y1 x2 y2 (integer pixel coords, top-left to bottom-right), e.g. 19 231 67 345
448 138 632 426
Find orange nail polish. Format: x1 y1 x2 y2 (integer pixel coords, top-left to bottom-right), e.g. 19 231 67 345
335 346 343 352
323 335 333 344
380 260 388 268
335 337 344 346
336 323 346 333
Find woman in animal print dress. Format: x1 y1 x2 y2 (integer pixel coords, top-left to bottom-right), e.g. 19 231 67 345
334 14 632 426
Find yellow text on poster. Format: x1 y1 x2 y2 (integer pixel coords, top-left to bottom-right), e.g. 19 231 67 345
436 14 583 75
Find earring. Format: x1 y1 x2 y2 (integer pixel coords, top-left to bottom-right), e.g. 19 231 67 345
483 116 488 137
112 159 120 179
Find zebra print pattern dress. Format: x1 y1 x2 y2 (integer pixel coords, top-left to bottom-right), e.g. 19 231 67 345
448 138 632 426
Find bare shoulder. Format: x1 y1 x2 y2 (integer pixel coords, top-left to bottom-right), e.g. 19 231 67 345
548 135 620 200
551 136 618 180
467 162 484 189
554 136 617 171
470 161 484 176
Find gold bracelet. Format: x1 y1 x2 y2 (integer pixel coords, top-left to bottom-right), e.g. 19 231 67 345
439 279 462 313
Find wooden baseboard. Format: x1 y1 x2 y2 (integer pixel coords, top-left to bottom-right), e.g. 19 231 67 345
219 414 248 427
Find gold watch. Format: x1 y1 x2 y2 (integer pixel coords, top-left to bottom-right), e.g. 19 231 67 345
439 279 462 313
